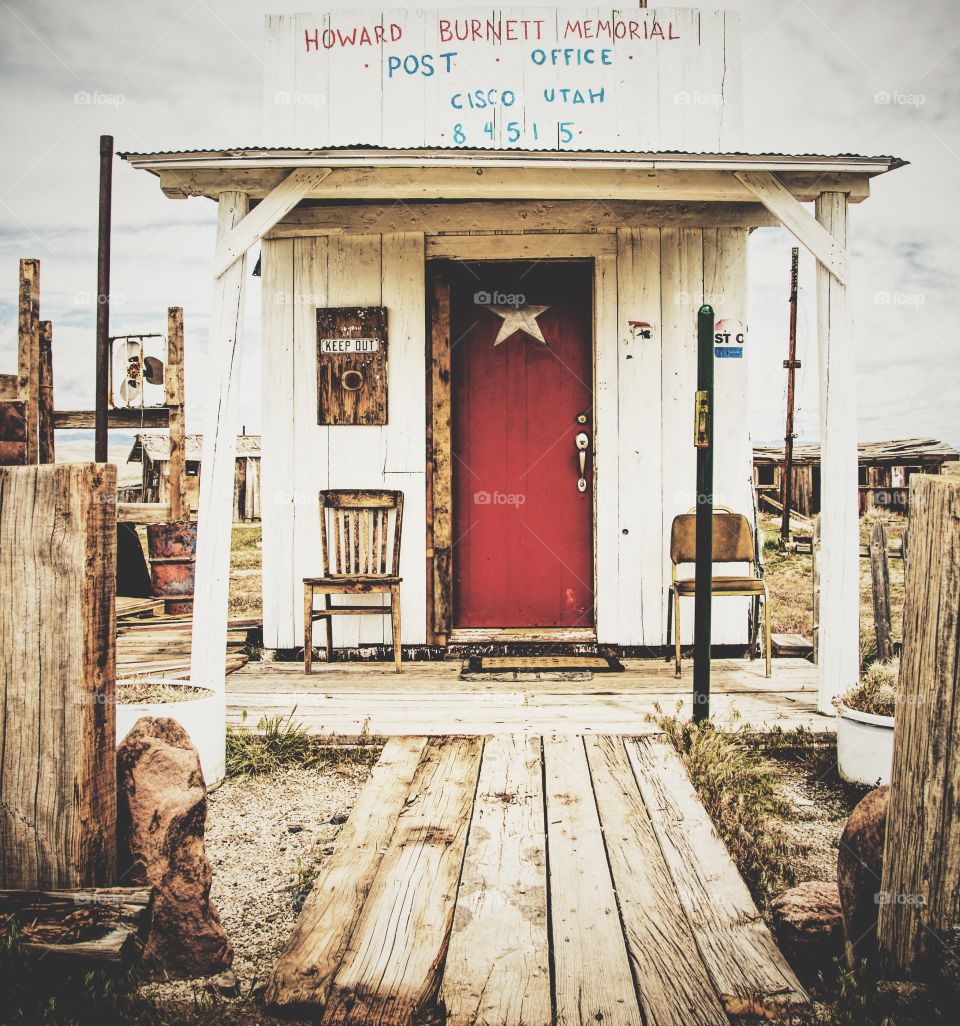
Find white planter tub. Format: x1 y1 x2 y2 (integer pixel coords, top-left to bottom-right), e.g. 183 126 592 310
116 681 225 787
835 701 895 787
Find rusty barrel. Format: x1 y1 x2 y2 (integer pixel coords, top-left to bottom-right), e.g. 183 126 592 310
146 521 196 614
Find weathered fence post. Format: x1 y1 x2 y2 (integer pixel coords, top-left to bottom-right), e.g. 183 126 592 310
878 475 960 981
869 519 893 662
0 463 117 888
811 515 821 664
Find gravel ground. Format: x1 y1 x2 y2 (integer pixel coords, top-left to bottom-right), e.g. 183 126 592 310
145 759 375 1023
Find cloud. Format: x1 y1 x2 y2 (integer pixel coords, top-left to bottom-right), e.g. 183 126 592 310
0 0 957 449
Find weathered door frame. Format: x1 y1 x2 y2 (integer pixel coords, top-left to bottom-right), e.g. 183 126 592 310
425 241 603 647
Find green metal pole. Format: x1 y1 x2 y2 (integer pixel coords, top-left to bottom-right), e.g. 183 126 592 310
693 305 715 722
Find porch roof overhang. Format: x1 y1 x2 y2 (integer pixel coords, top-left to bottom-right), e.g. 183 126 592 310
119 147 904 207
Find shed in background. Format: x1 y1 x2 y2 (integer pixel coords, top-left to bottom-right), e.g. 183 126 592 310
128 432 261 523
753 438 959 517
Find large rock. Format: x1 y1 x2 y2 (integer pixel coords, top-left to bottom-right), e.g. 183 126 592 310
117 716 232 979
837 785 888 976
770 880 844 981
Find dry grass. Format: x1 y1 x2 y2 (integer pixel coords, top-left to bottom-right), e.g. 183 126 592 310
229 525 263 618
760 511 906 664
117 681 212 704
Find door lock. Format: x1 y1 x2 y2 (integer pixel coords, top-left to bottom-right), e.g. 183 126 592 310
575 430 590 492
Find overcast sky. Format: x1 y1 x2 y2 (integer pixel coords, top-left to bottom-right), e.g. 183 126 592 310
0 0 957 447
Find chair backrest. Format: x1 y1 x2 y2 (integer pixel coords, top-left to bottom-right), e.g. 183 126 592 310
670 509 755 567
319 489 404 577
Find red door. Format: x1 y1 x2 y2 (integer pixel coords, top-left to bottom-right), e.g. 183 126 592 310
451 262 594 629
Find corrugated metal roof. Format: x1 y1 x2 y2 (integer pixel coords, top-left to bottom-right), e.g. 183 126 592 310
754 439 959 465
118 146 905 172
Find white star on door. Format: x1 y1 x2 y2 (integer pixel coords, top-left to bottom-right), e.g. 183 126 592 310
485 304 551 347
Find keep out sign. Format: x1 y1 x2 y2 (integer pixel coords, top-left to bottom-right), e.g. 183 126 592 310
714 318 745 359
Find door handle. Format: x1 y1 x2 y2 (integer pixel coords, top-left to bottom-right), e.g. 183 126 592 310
575 431 589 492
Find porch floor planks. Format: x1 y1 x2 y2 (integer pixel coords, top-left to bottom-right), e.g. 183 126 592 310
626 737 808 1016
543 735 644 1026
269 733 809 1026
440 734 551 1026
226 657 827 735
584 736 729 1026
321 736 484 1026
265 736 428 1015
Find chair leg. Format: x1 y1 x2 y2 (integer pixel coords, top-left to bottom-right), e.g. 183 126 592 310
324 593 333 663
665 587 673 663
390 584 402 673
674 592 682 678
748 595 759 661
303 585 313 675
764 588 772 678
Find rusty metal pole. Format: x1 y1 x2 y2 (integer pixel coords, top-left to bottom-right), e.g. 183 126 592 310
780 247 800 543
95 134 114 463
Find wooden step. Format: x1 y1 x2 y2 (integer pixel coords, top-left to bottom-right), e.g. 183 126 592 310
440 735 551 1026
585 736 728 1026
772 633 814 658
321 737 483 1026
265 737 428 1016
266 734 808 1025
626 738 807 1016
544 735 643 1026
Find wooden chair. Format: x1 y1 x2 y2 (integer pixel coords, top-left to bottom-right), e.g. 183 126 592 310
665 507 771 678
304 490 404 674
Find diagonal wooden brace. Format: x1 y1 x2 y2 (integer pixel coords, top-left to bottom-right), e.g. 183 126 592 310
734 170 849 285
212 167 333 278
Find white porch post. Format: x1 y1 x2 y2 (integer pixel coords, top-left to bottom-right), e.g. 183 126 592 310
815 191 859 713
190 190 250 781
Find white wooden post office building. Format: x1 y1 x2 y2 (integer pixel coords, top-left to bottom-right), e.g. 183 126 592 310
122 4 902 720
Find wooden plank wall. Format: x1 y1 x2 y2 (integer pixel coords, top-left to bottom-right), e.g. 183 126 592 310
261 224 751 649
606 227 752 646
260 233 427 649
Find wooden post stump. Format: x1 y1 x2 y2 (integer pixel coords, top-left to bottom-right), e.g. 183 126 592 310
869 519 893 663
878 475 960 980
0 463 117 888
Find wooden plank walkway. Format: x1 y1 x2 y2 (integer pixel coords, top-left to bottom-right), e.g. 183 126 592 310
228 657 828 734
266 735 807 1025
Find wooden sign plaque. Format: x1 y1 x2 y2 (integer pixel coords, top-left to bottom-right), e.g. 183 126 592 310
316 306 388 425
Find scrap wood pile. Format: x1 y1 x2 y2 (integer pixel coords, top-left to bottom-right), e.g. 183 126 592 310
0 888 152 968
116 598 257 679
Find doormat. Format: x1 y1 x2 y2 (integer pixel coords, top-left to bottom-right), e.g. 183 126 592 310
460 654 624 681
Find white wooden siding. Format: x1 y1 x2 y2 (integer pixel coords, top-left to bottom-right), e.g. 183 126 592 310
261 222 750 650
260 233 427 650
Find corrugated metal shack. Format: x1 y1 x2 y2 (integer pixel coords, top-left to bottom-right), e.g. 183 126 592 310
753 438 959 516
128 432 261 522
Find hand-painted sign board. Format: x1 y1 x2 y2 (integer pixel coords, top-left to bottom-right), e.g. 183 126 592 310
316 307 389 425
263 7 742 152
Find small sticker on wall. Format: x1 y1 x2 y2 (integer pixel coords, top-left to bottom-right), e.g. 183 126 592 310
714 318 745 359
628 320 656 342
